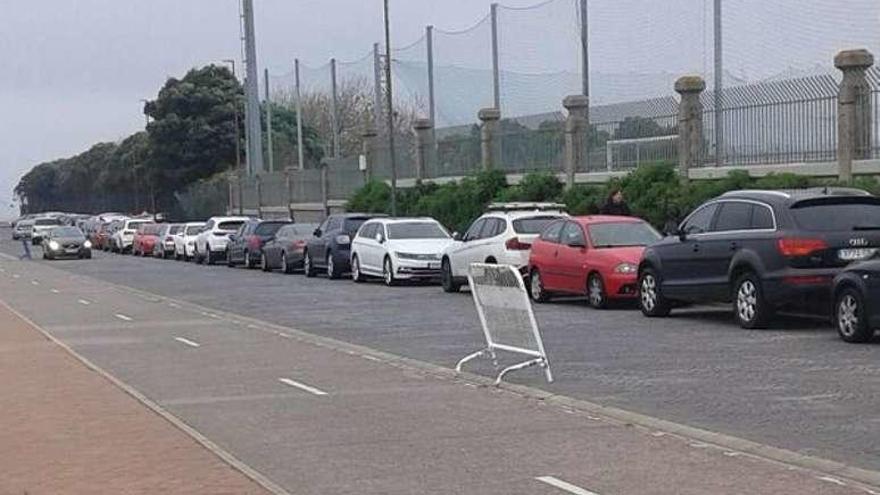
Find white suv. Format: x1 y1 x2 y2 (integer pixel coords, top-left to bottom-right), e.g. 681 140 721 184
175 222 204 261
440 203 567 292
111 218 151 253
350 217 453 286
194 216 249 264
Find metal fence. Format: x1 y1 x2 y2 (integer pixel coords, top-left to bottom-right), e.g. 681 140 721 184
589 97 679 171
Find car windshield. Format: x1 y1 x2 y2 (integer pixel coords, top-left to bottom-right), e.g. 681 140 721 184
790 197 880 231
218 221 244 231
589 222 662 248
255 222 289 236
387 222 449 240
512 215 563 234
35 218 61 226
343 217 370 233
185 225 203 235
51 227 83 238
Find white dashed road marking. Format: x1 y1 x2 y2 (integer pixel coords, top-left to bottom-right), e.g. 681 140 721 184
174 337 201 348
50 289 60 294
278 378 328 396
114 313 133 322
78 299 91 306
0 253 17 261
12 274 20 279
536 476 601 495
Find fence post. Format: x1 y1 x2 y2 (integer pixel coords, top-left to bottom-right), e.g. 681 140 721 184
255 175 263 218
675 76 706 183
835 49 874 183
563 95 588 188
227 172 236 215
361 125 377 182
284 167 294 220
479 107 501 171
320 161 330 218
413 118 433 180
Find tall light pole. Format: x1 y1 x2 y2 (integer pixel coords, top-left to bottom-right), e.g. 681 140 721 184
383 0 397 216
223 59 245 214
135 99 150 213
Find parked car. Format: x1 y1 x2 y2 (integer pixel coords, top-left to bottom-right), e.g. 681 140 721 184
132 223 159 256
638 188 880 329
260 223 319 273
111 218 151 253
12 219 34 240
226 219 292 268
194 216 250 265
831 259 880 343
41 226 92 260
31 217 63 244
440 202 567 293
350 217 453 285
528 216 662 308
152 224 182 258
303 213 385 278
175 222 204 261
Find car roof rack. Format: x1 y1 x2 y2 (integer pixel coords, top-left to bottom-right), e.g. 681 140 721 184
486 202 567 212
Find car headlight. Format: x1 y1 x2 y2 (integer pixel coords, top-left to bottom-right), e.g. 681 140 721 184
83 240 92 249
48 241 60 251
335 234 351 245
614 262 638 274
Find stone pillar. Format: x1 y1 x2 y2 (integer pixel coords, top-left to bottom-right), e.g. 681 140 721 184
284 167 295 221
835 49 874 183
255 175 263 218
675 76 706 183
563 95 589 188
320 161 330 218
227 172 236 215
413 118 433 181
361 125 377 182
479 107 501 171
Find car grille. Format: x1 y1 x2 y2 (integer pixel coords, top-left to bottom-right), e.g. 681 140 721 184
63 243 80 249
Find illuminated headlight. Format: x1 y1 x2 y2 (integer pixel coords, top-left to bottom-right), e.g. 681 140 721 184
614 263 637 274
335 234 351 245
83 240 92 249
395 252 440 261
48 241 60 251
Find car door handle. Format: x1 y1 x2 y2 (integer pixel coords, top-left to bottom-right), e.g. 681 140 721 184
729 241 739 251
692 243 700 252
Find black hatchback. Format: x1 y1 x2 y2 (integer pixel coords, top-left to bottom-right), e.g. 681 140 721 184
832 259 880 342
303 213 385 279
638 188 880 328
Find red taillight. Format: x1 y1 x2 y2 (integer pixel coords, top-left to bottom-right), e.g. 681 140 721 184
292 239 306 250
505 237 531 250
776 238 827 257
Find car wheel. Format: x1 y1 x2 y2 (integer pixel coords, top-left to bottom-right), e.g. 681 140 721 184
529 269 549 303
226 248 236 267
327 253 341 279
639 268 671 317
587 273 607 309
836 287 873 343
261 252 270 272
351 255 364 283
441 258 461 293
733 272 772 329
281 252 294 274
205 247 214 265
303 250 316 278
383 257 397 286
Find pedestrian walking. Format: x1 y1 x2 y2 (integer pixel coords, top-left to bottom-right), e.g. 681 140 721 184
19 237 32 260
599 187 631 216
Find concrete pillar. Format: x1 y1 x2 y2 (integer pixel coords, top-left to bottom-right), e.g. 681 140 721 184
563 95 589 188
479 107 501 171
284 167 295 220
835 49 874 183
413 118 433 180
361 125 378 182
255 175 263 218
675 76 706 183
320 161 329 218
227 172 236 215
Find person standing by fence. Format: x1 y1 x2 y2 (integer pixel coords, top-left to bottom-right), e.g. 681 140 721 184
600 188 632 216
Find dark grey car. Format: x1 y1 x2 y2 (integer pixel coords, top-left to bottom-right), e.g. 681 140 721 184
303 214 385 279
261 223 319 273
42 226 92 260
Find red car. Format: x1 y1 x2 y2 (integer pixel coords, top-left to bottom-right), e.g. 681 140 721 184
132 223 159 256
528 215 662 308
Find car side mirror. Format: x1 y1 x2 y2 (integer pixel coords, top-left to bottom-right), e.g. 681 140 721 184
375 233 385 243
677 229 688 241
313 229 322 237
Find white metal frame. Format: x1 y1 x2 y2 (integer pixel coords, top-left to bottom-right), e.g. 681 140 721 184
456 263 553 385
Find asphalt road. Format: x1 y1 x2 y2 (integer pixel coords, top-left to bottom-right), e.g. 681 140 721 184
3 230 880 476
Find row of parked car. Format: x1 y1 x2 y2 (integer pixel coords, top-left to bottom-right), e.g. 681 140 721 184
19 187 880 343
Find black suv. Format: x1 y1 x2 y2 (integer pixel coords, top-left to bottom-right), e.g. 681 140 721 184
638 188 880 328
832 259 880 343
303 213 385 279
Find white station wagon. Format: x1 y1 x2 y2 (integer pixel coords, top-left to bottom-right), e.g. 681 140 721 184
350 217 453 286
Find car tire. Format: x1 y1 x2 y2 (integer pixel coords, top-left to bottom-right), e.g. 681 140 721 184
733 272 772 329
639 268 671 317
281 252 294 274
261 252 270 272
226 248 236 267
587 273 607 309
205 247 214 265
835 287 873 343
383 257 397 287
529 269 549 303
351 255 365 283
303 250 316 278
327 252 341 280
441 258 461 293
84 252 92 260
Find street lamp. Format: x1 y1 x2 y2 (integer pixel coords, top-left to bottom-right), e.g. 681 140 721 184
383 0 398 216
223 59 245 215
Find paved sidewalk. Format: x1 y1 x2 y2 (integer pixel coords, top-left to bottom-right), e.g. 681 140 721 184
0 302 269 495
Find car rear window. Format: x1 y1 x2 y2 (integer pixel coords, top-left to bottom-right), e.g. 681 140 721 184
512 215 563 234
185 225 203 235
52 227 83 238
790 197 880 232
169 225 182 235
255 222 289 236
589 222 662 248
35 218 61 226
343 217 370 233
218 221 244 231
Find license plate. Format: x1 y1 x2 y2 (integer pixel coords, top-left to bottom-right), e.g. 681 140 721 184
838 248 877 261
65 248 79 254
428 262 440 269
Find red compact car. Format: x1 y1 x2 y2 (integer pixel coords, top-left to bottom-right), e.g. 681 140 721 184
528 215 662 308
132 223 159 256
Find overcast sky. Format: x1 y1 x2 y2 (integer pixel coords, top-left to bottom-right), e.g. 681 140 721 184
1 0 877 219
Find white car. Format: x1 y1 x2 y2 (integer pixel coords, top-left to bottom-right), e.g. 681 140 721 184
175 222 205 261
440 202 568 292
30 217 64 244
350 217 453 286
12 219 34 240
111 218 151 253
194 216 250 265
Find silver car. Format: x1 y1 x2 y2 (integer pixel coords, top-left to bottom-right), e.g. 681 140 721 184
41 226 92 260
